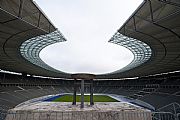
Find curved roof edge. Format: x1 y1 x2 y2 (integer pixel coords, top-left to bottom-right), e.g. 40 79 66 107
0 0 71 78
97 0 180 79
20 30 67 73
1 0 180 79
109 32 152 74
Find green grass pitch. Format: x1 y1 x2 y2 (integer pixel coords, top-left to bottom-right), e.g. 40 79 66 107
52 95 118 102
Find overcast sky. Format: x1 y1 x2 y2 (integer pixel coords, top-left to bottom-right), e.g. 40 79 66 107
36 0 143 74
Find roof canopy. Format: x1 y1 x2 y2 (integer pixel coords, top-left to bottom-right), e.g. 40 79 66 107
0 0 180 79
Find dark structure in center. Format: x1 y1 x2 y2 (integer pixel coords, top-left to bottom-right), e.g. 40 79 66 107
71 74 95 108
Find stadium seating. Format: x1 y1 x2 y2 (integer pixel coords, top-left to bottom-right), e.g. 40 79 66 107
0 72 180 117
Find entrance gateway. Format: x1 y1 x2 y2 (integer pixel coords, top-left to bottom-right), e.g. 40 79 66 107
71 74 95 108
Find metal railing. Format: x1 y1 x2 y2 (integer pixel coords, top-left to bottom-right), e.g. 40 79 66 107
0 111 179 120
152 112 177 120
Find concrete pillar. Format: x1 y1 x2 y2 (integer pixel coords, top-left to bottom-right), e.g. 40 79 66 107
72 79 77 105
81 80 84 108
90 80 94 105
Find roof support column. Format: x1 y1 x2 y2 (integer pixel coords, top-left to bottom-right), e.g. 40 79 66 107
90 80 94 106
37 12 41 27
72 78 77 105
81 80 84 108
18 0 24 17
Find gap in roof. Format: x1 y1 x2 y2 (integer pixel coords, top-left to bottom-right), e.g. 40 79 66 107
36 0 143 74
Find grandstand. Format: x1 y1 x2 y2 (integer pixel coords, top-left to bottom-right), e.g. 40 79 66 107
0 0 180 120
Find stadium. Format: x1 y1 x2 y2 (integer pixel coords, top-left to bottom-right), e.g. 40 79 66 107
0 0 180 120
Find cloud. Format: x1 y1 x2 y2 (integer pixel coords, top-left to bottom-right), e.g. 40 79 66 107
36 0 143 74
